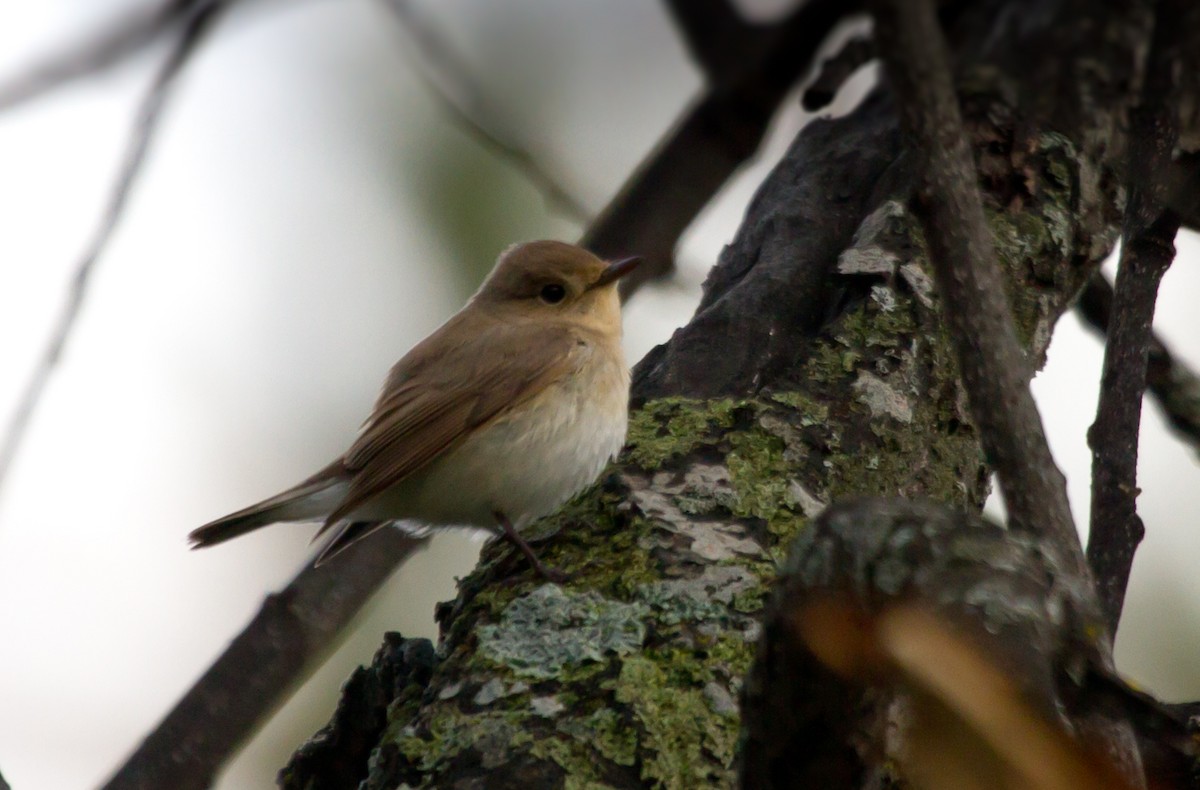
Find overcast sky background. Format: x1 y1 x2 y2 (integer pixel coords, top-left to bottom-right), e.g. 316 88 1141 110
1 1 1198 788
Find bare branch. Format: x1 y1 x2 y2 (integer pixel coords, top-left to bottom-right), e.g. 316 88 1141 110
1086 0 1190 634
868 0 1083 566
383 0 591 222
101 530 428 790
588 0 864 297
0 0 225 497
0 0 202 112
1077 275 1200 454
661 0 761 82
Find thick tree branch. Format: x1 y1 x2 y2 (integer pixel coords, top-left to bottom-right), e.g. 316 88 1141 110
1077 275 1200 454
1087 0 1193 633
0 0 226 496
869 0 1083 566
742 498 1171 789
101 531 428 790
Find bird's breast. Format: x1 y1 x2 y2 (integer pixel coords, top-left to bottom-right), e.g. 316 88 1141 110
384 340 630 529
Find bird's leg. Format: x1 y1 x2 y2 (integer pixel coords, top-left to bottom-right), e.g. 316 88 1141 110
493 511 569 583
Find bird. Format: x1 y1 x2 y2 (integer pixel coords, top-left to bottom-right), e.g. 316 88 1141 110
189 240 638 578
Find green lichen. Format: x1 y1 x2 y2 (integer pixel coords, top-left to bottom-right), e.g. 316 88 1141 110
528 492 660 595
703 632 757 679
527 737 595 785
768 391 829 425
393 710 533 773
726 429 801 535
614 656 738 788
557 708 638 767
625 397 739 468
477 584 649 679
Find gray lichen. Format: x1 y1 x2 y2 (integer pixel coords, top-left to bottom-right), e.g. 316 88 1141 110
477 584 649 679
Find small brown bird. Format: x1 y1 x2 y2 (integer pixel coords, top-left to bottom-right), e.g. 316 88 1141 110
190 241 638 576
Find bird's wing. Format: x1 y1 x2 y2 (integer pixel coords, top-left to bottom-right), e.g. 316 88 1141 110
319 319 584 529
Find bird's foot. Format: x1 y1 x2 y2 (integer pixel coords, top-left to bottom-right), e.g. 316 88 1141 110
493 511 572 584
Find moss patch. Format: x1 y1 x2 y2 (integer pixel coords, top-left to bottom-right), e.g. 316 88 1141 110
625 398 740 469
614 655 738 788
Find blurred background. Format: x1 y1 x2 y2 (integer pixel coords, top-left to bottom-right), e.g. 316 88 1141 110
0 1 1197 787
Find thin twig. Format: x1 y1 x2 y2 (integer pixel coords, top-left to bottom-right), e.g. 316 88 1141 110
1077 276 1200 454
0 0 196 111
868 0 1084 566
1086 0 1187 634
383 0 591 222
0 0 226 497
101 530 428 790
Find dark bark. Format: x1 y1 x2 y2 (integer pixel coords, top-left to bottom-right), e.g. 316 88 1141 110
1077 275 1200 454
279 633 436 789
743 498 1200 788
803 35 874 112
741 499 1129 788
1087 0 1193 634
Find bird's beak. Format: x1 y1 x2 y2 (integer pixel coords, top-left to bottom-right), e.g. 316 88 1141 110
591 256 641 289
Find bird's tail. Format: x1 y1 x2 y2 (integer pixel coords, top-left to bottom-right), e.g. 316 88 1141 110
189 471 347 548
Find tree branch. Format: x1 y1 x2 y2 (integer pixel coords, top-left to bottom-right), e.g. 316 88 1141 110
0 0 226 497
101 531 428 790
295 0 1162 780
741 498 1159 789
1087 0 1194 633
382 0 591 222
0 0 212 111
1077 275 1200 455
661 0 762 82
587 0 864 297
868 0 1083 567
1086 215 1181 632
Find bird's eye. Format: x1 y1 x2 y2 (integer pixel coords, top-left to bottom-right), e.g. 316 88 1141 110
539 283 567 304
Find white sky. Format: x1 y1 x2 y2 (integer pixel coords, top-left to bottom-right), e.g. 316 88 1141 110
0 2 1198 788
